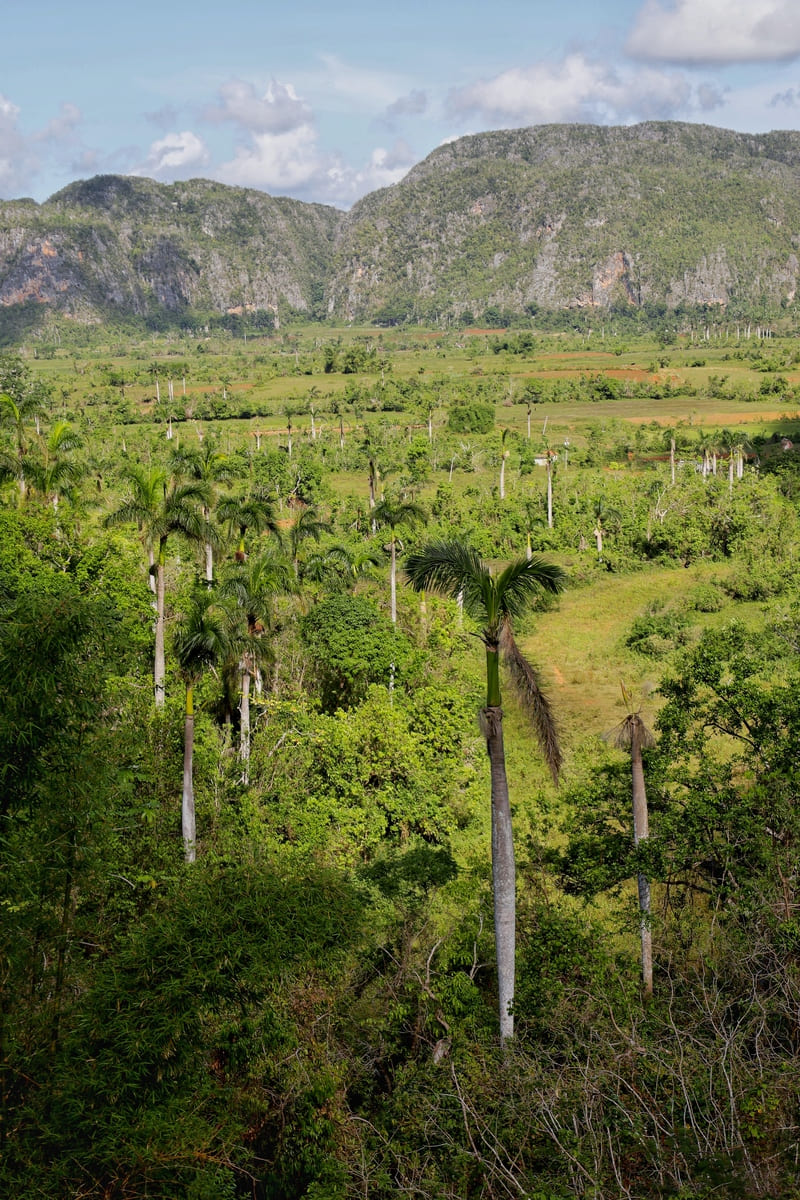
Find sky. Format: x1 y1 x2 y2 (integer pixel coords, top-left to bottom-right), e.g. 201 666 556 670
4 0 800 209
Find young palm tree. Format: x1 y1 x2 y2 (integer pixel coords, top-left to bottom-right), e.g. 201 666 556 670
406 539 565 1041
613 689 656 997
373 497 426 624
217 487 280 563
288 504 332 576
27 420 83 512
303 542 382 590
170 439 236 583
106 464 212 707
173 591 232 862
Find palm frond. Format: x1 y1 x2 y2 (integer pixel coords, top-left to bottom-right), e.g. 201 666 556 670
373 498 427 531
405 538 489 615
612 713 656 752
173 592 234 682
494 556 566 620
500 622 562 784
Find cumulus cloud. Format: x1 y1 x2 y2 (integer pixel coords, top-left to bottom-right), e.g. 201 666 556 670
216 118 413 207
0 95 83 196
0 94 38 195
35 102 82 144
203 71 413 205
132 130 210 178
697 82 727 110
205 79 311 135
626 0 800 64
217 122 321 191
316 144 414 208
447 53 717 126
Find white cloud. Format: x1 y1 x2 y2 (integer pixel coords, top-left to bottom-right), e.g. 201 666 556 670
35 102 82 144
447 53 715 126
0 94 37 195
0 95 85 196
203 71 414 206
215 114 413 207
132 131 210 178
626 0 800 64
205 79 311 135
217 122 321 191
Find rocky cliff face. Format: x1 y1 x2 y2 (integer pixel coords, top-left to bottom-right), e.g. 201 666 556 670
0 175 340 328
326 122 800 321
4 122 800 333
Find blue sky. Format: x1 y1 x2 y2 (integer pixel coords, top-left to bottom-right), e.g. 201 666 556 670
4 0 800 207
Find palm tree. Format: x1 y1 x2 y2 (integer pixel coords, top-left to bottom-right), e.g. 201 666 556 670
373 497 426 625
26 420 83 512
367 456 379 520
171 439 236 583
498 428 510 500
288 503 332 575
612 688 656 997
720 427 749 493
106 464 212 707
301 542 382 591
217 486 280 563
521 497 544 560
331 398 345 451
219 549 293 779
173 591 232 862
591 497 621 560
543 445 556 529
406 539 565 1040
0 383 48 499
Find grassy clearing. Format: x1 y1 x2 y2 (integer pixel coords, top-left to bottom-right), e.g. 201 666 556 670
521 559 757 746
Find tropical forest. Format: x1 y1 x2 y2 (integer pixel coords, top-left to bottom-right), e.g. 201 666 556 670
4 296 800 1200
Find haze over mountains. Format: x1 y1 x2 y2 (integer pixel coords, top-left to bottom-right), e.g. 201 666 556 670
3 121 800 333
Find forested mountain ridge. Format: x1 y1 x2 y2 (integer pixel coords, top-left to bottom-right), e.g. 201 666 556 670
0 175 339 326
4 121 800 333
329 121 800 321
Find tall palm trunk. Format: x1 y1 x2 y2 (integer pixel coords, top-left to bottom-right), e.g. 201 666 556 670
390 535 398 625
155 545 167 708
630 716 653 997
483 641 515 1041
203 505 214 584
182 683 196 863
546 457 553 529
240 658 251 784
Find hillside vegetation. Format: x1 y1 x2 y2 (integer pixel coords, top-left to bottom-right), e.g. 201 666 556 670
4 320 800 1196
5 122 800 338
